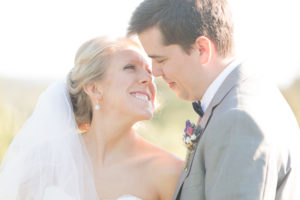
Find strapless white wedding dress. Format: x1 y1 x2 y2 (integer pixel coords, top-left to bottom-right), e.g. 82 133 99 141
111 195 143 200
43 186 143 200
0 81 144 200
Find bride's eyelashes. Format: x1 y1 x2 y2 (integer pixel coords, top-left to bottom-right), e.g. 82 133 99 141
123 64 152 75
123 64 136 70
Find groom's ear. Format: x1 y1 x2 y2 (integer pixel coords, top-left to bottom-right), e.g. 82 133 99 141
83 82 103 102
194 36 213 65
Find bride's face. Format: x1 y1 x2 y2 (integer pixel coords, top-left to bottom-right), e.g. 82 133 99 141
99 46 156 120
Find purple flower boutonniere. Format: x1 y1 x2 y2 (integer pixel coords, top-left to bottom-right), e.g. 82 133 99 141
183 120 203 170
183 120 202 150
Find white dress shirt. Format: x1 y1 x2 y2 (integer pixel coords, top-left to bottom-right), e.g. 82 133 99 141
201 59 241 113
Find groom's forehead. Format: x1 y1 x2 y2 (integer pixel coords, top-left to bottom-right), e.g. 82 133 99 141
139 27 165 48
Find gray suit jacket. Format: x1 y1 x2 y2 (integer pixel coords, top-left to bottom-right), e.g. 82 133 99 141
173 64 300 200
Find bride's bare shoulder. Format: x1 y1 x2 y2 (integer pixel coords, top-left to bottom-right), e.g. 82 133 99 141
135 135 183 177
135 135 183 166
135 136 183 199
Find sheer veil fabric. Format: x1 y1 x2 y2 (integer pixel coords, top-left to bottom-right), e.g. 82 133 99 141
0 80 99 200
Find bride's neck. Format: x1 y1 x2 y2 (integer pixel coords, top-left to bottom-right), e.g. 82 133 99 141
82 113 137 167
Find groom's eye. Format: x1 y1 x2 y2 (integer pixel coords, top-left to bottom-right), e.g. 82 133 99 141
156 59 166 64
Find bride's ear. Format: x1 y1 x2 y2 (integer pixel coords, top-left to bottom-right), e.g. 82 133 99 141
83 82 103 102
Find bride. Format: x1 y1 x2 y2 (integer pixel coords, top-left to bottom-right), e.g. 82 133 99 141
0 37 183 199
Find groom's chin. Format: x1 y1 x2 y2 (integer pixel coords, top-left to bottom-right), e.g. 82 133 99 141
174 90 193 101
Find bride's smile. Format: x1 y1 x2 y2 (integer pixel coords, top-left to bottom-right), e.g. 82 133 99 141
0 36 183 200
95 47 156 121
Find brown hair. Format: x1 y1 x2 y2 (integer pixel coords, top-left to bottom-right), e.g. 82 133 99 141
128 0 234 56
67 37 140 127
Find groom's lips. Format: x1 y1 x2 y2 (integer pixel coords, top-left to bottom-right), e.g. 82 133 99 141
162 76 176 89
168 82 176 88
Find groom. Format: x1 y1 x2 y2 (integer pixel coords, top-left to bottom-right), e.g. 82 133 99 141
128 0 300 199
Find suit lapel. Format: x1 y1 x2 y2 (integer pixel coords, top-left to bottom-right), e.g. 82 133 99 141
173 64 243 200
173 143 200 199
200 64 242 129
173 124 205 199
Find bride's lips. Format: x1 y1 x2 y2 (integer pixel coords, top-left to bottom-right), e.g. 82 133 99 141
130 91 151 102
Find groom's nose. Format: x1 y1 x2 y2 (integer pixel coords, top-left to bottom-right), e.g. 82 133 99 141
152 64 163 77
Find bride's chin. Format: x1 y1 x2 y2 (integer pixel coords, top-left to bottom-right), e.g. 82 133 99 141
142 112 153 120
131 111 154 122
128 104 154 118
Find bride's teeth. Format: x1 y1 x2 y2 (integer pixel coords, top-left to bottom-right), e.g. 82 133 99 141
135 94 148 101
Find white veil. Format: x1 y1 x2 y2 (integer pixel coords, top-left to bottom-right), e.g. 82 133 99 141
0 79 98 200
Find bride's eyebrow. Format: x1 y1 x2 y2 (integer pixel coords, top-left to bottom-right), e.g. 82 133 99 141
129 55 149 66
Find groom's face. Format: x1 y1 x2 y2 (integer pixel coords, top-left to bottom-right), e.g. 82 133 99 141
138 27 204 101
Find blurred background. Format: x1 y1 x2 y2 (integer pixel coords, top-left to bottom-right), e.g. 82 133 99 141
1 0 300 162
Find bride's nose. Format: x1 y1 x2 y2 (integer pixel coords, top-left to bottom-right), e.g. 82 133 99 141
139 70 152 85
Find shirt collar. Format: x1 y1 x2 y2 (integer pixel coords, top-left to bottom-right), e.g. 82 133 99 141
201 58 241 113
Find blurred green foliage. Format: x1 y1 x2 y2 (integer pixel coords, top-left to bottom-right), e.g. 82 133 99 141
0 77 299 163
0 78 48 161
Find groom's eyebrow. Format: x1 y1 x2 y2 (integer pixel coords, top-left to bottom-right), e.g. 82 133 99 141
148 55 164 59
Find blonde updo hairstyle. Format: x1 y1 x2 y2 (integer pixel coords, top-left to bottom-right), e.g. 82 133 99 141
67 36 141 128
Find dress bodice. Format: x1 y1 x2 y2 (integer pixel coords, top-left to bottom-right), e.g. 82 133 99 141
113 195 142 200
43 186 143 200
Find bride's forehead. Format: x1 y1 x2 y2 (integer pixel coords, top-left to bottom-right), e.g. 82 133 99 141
113 48 149 65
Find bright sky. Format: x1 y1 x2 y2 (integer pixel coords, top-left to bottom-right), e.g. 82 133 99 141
0 0 299 87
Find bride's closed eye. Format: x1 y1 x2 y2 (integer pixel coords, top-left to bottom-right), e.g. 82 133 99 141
123 64 136 70
123 64 152 76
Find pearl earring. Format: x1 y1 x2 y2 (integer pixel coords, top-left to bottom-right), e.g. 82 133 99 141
94 102 100 110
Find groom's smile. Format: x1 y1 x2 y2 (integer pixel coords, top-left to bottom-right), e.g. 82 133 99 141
165 79 176 89
138 26 206 101
168 82 176 89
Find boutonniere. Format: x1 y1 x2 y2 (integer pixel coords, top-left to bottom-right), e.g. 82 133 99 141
183 120 202 150
183 120 203 170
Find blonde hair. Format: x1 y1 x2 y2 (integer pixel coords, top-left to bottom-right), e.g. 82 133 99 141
67 36 141 127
